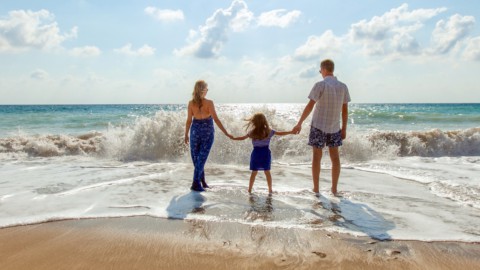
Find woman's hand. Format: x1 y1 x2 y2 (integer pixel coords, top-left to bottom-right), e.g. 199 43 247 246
184 134 189 145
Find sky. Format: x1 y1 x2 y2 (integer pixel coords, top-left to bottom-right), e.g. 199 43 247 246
1 0 480 104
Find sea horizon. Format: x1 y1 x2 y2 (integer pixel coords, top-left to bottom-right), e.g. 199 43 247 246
1 102 480 106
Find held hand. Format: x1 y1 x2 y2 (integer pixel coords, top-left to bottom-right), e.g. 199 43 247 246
292 124 302 134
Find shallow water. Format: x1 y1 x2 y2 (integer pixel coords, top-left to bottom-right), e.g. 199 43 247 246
1 103 479 242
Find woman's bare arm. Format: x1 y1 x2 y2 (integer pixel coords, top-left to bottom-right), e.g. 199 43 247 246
208 100 232 138
231 134 249 140
184 102 193 144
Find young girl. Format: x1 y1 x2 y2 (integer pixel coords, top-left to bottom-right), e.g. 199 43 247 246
232 113 294 194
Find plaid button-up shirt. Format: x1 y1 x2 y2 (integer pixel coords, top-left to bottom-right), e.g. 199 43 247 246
308 76 351 133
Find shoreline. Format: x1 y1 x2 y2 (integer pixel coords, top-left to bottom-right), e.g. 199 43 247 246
1 216 479 270
2 216 480 245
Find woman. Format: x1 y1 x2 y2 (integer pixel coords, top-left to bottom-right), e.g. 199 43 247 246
184 80 232 192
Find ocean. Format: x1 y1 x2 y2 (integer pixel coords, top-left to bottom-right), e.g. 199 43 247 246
0 103 479 242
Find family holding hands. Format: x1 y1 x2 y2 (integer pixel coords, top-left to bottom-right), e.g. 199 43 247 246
184 59 351 196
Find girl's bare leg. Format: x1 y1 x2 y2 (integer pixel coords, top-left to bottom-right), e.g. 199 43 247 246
264 170 273 194
248 171 258 193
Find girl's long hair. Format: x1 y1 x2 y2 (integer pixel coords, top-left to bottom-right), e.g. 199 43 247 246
192 80 207 109
246 113 271 140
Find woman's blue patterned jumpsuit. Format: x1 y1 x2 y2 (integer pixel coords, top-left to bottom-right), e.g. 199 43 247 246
189 117 214 191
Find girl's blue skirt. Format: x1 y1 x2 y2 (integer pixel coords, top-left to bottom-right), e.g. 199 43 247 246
250 146 271 171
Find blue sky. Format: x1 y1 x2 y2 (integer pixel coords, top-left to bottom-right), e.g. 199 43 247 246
1 0 479 104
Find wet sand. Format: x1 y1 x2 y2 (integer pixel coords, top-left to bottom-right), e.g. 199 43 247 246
0 217 479 270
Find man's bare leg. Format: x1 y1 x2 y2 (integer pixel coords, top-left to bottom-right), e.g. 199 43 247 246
329 147 340 195
312 147 323 193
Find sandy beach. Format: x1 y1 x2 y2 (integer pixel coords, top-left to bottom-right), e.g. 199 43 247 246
1 217 479 270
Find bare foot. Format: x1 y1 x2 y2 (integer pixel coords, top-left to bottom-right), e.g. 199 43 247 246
331 189 343 197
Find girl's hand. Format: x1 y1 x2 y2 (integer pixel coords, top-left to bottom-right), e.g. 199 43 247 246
292 124 302 134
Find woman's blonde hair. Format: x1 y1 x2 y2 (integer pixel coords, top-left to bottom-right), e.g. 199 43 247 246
192 80 207 109
246 113 271 140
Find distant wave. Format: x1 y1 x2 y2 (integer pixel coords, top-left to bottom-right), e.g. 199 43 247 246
0 132 102 157
349 103 480 124
367 128 480 157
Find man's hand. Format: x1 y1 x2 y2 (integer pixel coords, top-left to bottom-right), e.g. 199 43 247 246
341 129 346 140
292 124 302 134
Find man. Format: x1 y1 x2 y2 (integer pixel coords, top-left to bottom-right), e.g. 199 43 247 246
293 59 351 196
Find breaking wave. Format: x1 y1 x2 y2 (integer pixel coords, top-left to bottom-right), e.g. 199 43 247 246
1 110 479 162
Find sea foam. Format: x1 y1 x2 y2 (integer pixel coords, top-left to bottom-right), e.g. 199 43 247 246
1 109 479 163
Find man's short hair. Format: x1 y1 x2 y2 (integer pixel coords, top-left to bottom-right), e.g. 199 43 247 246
321 59 334 72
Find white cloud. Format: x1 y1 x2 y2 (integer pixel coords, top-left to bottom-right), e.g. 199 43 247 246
30 69 49 80
0 9 77 52
230 5 255 32
175 0 254 58
174 0 305 58
348 4 446 56
292 4 480 63
144 7 184 22
114 44 155 56
430 14 475 55
298 65 318 78
258 9 301 28
70 46 101 57
350 4 445 41
293 30 342 61
292 4 447 61
463 37 480 61
391 32 420 55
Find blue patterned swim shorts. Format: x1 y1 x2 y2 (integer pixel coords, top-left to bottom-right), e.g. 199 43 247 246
308 127 342 148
